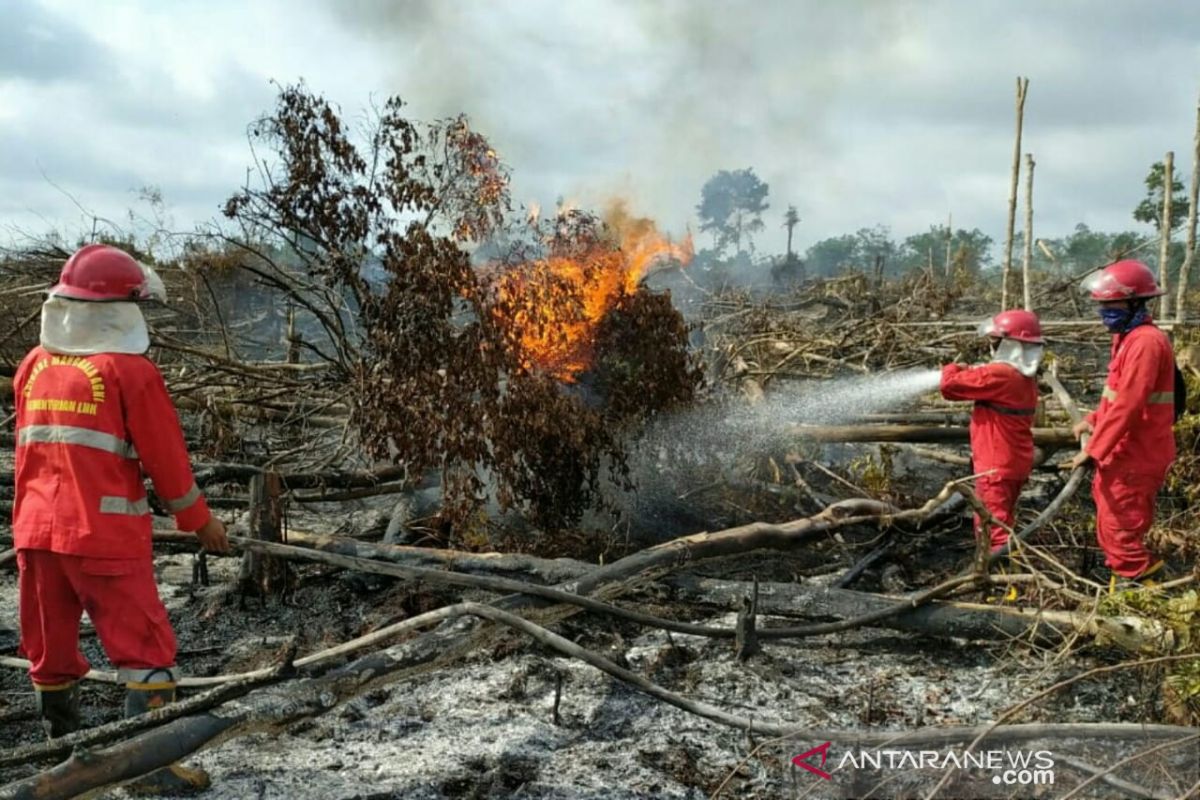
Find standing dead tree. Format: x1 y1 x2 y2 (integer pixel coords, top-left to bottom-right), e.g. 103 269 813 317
1160 150 1175 319
1002 76 1030 310
945 212 953 283
1176 95 1200 323
213 84 700 532
1023 152 1035 310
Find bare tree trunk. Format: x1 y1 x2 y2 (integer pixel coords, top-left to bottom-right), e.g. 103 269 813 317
1002 77 1030 310
285 306 300 364
1160 150 1175 319
945 212 953 282
1176 95 1200 323
1022 153 1035 310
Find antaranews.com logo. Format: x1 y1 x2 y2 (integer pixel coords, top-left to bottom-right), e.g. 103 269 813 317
793 742 1055 787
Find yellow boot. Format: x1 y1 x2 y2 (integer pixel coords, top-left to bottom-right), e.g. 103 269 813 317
988 557 1020 604
1108 560 1165 595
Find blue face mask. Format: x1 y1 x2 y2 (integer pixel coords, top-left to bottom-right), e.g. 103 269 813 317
1099 306 1131 331
1098 305 1149 333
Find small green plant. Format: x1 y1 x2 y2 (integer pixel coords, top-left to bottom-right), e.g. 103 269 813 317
849 446 895 497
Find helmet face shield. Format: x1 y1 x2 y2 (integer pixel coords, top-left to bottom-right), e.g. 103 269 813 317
139 263 167 303
976 318 1000 338
1081 269 1132 301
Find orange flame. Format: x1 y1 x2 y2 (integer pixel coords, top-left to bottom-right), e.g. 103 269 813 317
495 205 693 382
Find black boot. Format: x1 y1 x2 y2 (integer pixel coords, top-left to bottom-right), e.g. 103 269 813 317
34 682 81 739
122 668 211 795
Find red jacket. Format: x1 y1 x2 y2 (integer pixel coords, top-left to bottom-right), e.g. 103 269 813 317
940 362 1038 481
13 347 210 559
1084 323 1176 476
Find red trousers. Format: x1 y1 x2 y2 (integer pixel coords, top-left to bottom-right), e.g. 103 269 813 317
1092 468 1162 577
974 474 1023 551
17 549 177 686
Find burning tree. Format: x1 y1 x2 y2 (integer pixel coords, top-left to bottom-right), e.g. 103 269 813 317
218 84 701 532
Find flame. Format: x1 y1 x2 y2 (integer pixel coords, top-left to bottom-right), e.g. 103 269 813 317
495 204 693 382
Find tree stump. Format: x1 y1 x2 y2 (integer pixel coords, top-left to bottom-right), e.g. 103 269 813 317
238 471 291 606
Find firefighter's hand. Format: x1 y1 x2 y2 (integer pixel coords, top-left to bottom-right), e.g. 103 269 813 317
1062 450 1093 471
1071 420 1093 440
194 516 230 554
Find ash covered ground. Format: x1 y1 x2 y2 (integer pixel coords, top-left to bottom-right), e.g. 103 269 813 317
0 504 1162 799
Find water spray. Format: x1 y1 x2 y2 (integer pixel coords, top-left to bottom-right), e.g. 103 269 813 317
752 368 944 428
634 367 944 467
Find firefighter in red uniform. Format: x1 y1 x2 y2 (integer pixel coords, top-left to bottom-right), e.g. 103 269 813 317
13 244 228 793
940 310 1043 554
1068 260 1175 591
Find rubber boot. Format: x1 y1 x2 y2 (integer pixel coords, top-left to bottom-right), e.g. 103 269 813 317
1109 560 1165 595
987 557 1019 605
122 668 211 796
34 682 81 739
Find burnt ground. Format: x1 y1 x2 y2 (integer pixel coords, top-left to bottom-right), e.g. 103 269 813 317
1 356 1194 800
0 494 1185 800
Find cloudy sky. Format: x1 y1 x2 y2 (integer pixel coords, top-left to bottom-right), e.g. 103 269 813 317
3 0 1199 255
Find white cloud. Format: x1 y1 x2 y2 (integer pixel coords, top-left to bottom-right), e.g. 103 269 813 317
3 0 1199 252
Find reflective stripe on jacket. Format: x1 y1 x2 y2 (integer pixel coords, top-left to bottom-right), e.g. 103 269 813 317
939 362 1039 481
13 347 210 558
1084 322 1176 475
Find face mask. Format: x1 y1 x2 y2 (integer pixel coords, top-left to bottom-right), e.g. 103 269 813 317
1099 306 1133 332
1099 305 1150 333
992 339 1042 377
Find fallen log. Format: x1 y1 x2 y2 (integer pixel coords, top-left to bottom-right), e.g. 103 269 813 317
790 423 1076 447
662 576 1172 649
191 462 440 491
557 492 958 600
150 529 594 585
857 412 970 425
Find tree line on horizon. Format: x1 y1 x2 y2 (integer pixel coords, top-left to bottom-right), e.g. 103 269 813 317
693 164 1186 285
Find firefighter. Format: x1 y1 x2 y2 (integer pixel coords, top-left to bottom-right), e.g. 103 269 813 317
940 310 1043 554
13 244 228 793
1068 259 1175 591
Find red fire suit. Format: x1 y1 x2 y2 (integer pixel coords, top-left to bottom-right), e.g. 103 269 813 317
13 346 210 685
1083 323 1176 577
940 362 1038 550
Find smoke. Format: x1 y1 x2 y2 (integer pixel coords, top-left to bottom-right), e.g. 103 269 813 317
324 0 914 239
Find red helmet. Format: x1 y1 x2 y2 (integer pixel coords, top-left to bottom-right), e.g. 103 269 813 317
50 244 151 302
1081 259 1164 301
978 309 1044 344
